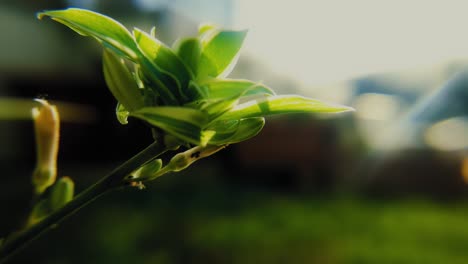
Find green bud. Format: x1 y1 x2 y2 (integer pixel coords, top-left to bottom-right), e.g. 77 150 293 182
168 152 192 172
27 177 75 226
27 199 51 226
50 177 74 211
130 159 163 180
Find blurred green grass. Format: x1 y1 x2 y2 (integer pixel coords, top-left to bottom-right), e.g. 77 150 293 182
8 163 468 264
65 190 468 263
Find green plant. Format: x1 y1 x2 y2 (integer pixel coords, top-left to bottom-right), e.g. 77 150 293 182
0 8 352 263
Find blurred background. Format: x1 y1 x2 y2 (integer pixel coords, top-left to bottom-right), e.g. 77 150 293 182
1 0 468 263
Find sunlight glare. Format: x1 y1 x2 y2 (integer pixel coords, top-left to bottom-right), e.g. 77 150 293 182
353 93 401 121
235 0 468 87
424 117 468 151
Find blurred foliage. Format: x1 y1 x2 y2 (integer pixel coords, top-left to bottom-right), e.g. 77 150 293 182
7 161 468 264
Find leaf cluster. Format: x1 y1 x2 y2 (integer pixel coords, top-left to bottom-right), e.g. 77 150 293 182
38 8 352 147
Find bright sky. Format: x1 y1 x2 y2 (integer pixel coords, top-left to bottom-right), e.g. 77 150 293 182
235 0 468 85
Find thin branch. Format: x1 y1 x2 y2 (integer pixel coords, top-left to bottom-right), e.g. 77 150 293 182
0 141 169 264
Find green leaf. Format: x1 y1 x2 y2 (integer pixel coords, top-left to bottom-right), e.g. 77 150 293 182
208 117 265 145
198 23 217 36
173 38 201 76
131 107 211 145
197 98 239 118
116 103 129 124
201 78 275 99
133 28 192 102
187 79 275 119
131 32 184 105
184 81 208 101
103 49 144 112
37 8 139 60
150 26 157 37
138 69 180 105
217 95 354 121
133 66 167 106
206 119 240 135
198 29 248 78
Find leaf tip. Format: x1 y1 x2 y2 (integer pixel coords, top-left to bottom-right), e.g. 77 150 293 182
239 28 249 37
36 11 47 20
150 26 156 38
198 23 217 35
336 105 356 113
200 130 216 147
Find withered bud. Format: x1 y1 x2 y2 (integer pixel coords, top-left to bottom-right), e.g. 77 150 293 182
32 99 60 194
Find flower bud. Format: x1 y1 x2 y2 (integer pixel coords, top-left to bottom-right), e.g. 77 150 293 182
32 99 60 194
27 199 50 226
130 159 163 180
27 177 74 226
50 177 74 211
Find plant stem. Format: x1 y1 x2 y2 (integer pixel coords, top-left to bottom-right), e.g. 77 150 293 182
0 141 168 264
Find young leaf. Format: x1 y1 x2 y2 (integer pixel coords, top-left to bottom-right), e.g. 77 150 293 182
198 23 217 36
131 107 211 145
173 38 202 76
103 49 144 112
198 29 248 78
200 78 275 99
184 81 208 102
206 119 240 135
197 98 239 118
217 95 354 121
138 65 179 106
208 117 265 145
37 8 139 60
133 28 192 101
116 103 129 125
187 79 275 119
